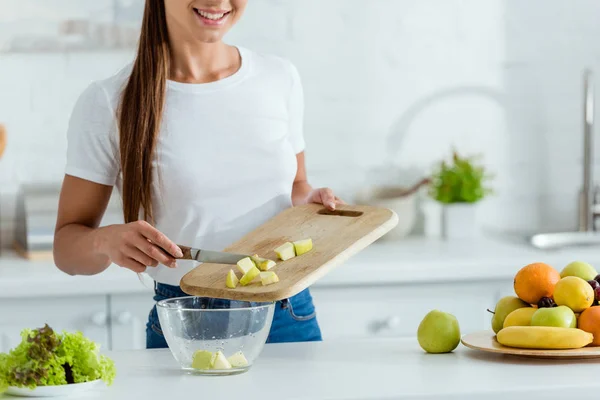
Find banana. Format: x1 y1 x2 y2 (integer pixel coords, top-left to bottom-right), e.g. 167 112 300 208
497 326 593 349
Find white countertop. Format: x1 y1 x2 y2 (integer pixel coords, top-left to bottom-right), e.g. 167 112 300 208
16 337 600 400
2 235 600 298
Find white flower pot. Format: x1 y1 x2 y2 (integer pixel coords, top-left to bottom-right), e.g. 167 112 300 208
441 203 479 240
421 199 443 238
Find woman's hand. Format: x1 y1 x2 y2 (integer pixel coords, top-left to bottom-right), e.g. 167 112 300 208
302 187 345 211
95 220 183 273
292 153 344 211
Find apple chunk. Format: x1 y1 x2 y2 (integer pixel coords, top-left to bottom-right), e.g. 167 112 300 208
236 257 256 274
251 254 277 271
260 271 279 286
227 351 249 367
191 350 215 370
293 238 313 256
225 269 239 289
239 265 261 286
212 351 232 369
274 242 296 261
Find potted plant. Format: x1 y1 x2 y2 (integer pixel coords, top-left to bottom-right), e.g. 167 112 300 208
427 149 493 239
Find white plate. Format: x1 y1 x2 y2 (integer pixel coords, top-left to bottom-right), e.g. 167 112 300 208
5 379 103 397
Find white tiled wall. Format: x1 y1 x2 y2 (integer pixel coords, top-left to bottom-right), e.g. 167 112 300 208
2 0 600 247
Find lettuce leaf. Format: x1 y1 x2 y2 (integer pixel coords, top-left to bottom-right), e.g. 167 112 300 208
0 324 116 391
0 325 65 390
0 354 9 392
57 331 116 385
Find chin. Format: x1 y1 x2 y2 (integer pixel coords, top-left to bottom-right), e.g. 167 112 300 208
194 31 226 43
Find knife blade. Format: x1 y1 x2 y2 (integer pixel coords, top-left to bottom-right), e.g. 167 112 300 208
177 245 249 265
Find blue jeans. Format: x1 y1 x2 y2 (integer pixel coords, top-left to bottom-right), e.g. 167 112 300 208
146 283 322 348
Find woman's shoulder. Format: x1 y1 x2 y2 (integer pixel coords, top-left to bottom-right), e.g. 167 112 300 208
240 47 299 78
78 63 133 110
68 63 133 137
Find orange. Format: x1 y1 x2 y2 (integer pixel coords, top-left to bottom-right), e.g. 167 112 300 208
513 262 561 304
578 306 600 346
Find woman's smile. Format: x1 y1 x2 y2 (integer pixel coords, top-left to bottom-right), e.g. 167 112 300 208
193 8 231 26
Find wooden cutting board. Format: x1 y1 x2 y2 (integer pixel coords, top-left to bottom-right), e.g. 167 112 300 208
461 330 600 359
180 203 398 302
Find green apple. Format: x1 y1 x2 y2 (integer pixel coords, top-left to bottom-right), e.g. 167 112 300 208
260 271 279 286
417 310 461 354
531 305 577 328
236 257 256 274
293 238 313 256
560 261 598 281
226 269 239 289
489 296 531 334
251 255 277 271
239 265 261 286
274 242 296 261
227 351 249 368
191 350 215 370
212 351 232 370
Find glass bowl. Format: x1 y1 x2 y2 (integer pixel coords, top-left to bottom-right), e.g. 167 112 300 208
157 296 275 375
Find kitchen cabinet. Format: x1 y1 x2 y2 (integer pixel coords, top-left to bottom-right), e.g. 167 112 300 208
109 293 156 350
0 293 155 353
0 296 109 353
310 280 511 339
0 280 514 352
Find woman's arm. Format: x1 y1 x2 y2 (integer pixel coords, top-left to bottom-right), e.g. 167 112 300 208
291 152 313 205
53 175 113 275
292 152 343 210
53 175 182 276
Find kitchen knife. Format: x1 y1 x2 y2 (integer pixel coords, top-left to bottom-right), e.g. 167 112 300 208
177 245 249 265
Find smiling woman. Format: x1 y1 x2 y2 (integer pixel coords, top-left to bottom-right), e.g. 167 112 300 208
53 0 343 350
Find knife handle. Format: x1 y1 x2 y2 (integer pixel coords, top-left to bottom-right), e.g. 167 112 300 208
155 243 192 260
177 245 193 260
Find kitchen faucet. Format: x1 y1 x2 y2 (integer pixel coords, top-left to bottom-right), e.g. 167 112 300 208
579 69 598 232
519 70 600 249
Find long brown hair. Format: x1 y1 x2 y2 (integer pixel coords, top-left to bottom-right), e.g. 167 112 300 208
117 0 170 223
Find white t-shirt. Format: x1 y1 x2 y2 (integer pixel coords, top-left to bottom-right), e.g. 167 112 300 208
65 46 305 286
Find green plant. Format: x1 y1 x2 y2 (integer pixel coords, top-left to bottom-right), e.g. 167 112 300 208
429 150 493 204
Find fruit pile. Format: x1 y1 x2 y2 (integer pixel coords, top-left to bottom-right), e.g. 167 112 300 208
191 350 248 370
490 260 600 350
225 238 313 289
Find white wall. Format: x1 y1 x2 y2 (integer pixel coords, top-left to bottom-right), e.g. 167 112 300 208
1 0 600 247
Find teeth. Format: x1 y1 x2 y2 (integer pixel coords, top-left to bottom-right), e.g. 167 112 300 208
197 10 226 20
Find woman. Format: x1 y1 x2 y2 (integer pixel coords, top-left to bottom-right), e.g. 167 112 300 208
53 0 342 348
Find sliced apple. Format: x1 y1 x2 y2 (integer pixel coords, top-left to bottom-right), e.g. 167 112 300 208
260 271 279 286
239 265 261 286
251 254 277 271
293 238 313 256
274 242 296 261
212 351 232 369
226 269 239 289
236 257 256 274
191 350 215 370
227 351 249 368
